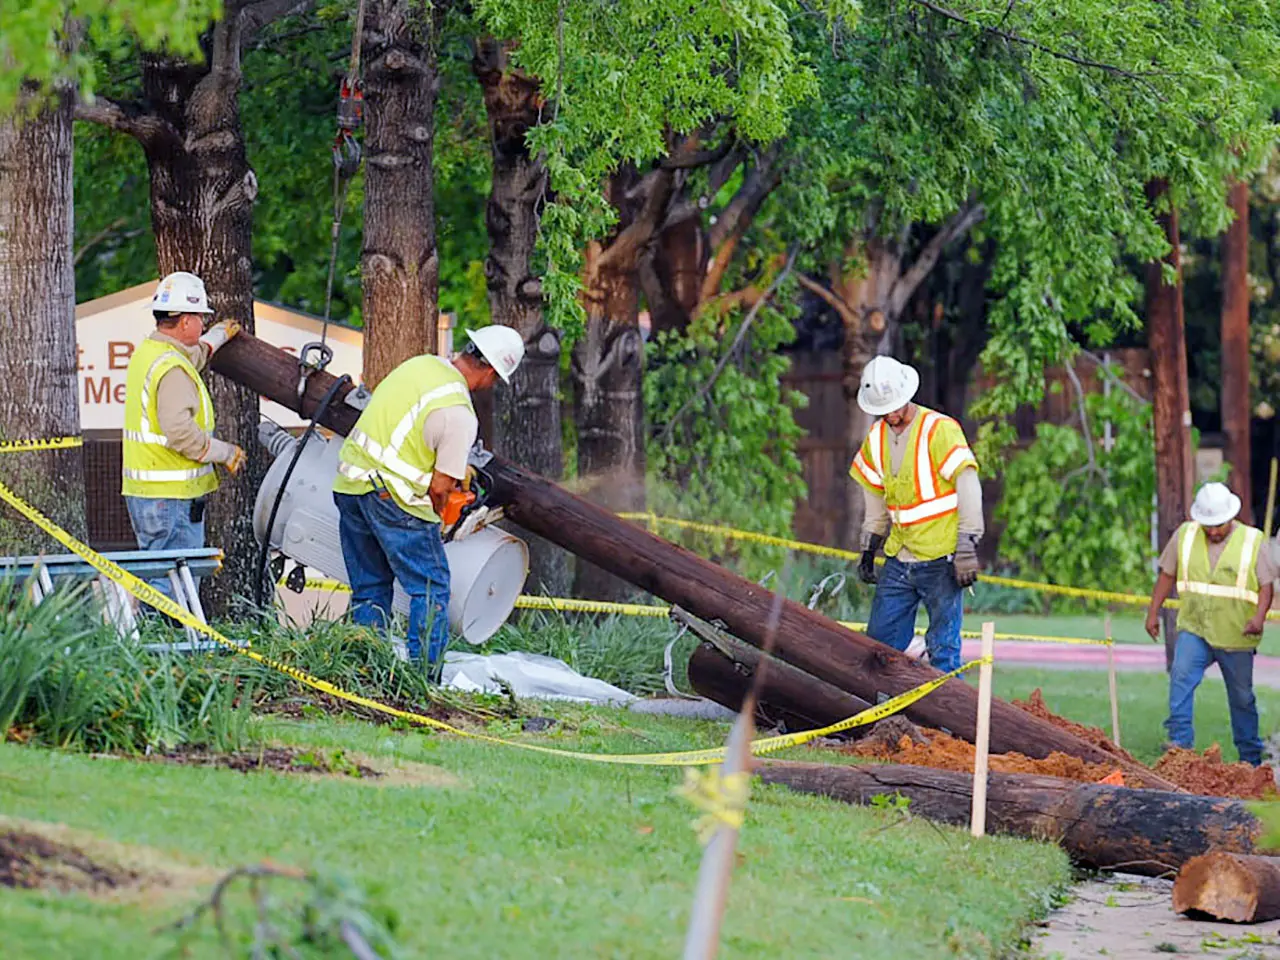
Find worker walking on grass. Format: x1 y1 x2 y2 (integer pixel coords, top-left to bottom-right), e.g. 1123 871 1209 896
332 326 524 667
1145 482 1276 766
122 272 244 598
848 356 983 673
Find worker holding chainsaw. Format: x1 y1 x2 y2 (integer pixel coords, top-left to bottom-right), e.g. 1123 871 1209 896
1145 482 1276 766
848 356 983 672
121 272 244 598
332 326 525 666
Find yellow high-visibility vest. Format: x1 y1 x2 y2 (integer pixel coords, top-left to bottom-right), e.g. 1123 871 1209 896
849 407 977 561
1175 521 1264 650
332 355 474 522
121 337 217 499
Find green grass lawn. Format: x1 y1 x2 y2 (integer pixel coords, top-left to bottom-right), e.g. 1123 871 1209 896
994 666 1280 765
0 706 1071 960
961 611 1280 650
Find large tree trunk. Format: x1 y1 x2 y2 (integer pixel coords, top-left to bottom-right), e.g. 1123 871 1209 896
1174 852 1280 923
208 329 1175 770
1145 179 1194 669
472 38 568 594
137 29 265 617
572 167 672 599
0 89 86 550
1221 179 1252 522
360 0 441 388
640 214 706 338
758 761 1271 877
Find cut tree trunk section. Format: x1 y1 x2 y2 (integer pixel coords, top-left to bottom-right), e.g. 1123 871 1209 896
0 89 87 549
758 761 1271 877
686 637 874 736
1221 179 1253 522
1144 179 1194 670
361 0 442 388
1173 852 1280 923
472 38 569 595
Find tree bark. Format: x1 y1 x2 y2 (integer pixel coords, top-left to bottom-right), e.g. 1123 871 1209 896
1144 179 1194 670
472 38 568 594
1221 179 1252 523
209 330 1163 770
1173 852 1280 922
572 167 670 599
758 761 1269 877
639 213 705 338
0 88 86 550
360 0 442 388
687 639 874 736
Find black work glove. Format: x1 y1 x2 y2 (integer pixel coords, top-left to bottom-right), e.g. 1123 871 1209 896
953 534 981 588
859 534 886 585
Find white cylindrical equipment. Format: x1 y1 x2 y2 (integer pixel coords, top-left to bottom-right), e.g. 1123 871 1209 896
253 429 528 644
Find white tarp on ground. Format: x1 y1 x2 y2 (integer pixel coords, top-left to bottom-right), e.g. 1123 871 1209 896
441 651 637 705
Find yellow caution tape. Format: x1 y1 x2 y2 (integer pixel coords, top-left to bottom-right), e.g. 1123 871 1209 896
0 476 981 767
618 512 1280 620
836 621 1112 646
0 436 83 453
678 767 751 843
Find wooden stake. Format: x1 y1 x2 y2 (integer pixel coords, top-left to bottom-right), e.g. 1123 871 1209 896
1106 614 1120 748
970 621 995 838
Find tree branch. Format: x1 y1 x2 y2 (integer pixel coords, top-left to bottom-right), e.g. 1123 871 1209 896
887 202 986 318
239 0 315 45
1077 349 1151 405
796 273 858 327
74 218 127 266
658 247 798 447
73 97 179 150
1062 359 1107 483
908 0 1164 81
596 168 677 272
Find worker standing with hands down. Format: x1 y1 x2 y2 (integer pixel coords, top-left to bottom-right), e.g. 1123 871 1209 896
332 326 525 667
1145 482 1276 766
848 356 983 672
122 272 244 598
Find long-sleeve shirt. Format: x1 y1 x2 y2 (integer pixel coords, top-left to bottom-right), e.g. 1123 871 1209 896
861 420 984 559
150 331 236 464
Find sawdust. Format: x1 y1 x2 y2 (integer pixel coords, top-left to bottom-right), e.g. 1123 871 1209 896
1153 745 1278 800
1012 689 1137 764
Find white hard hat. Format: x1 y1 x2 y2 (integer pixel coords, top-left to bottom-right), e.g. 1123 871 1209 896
858 355 919 416
1190 482 1242 527
150 271 213 314
466 325 525 383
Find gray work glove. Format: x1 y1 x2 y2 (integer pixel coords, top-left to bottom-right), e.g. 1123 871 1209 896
953 534 981 587
859 534 886 585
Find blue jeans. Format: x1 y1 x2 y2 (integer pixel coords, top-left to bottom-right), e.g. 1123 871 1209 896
866 555 964 673
334 491 450 664
1165 630 1262 765
125 496 205 601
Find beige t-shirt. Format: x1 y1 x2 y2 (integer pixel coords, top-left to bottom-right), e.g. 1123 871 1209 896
1157 525 1279 584
422 405 478 480
861 418 984 558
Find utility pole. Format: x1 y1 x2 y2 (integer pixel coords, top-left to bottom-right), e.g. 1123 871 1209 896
1144 179 1194 671
1221 179 1253 522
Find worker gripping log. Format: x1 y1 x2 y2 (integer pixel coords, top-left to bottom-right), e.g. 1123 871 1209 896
122 272 245 601
848 356 983 673
331 326 525 666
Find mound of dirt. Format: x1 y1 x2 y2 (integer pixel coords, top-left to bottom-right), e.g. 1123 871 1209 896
0 830 138 893
145 745 382 779
842 723 1133 785
1012 689 1136 763
1153 745 1278 800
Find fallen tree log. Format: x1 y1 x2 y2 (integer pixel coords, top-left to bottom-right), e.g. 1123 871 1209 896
687 639 874 737
756 761 1267 876
211 333 1159 768
1173 852 1280 923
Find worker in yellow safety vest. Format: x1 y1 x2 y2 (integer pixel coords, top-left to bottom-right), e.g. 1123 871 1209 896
1145 482 1277 765
121 272 244 599
333 326 525 666
848 356 983 672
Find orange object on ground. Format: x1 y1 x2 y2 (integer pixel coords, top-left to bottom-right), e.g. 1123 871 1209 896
1097 769 1125 786
440 489 475 526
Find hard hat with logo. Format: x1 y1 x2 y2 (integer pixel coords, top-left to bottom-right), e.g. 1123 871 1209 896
1190 482 1242 527
857 355 919 416
466 325 525 383
150 272 213 314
